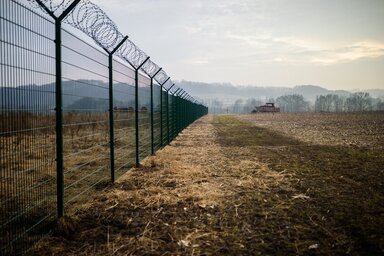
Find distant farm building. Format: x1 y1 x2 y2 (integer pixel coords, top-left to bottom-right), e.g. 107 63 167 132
113 107 134 112
253 103 280 113
114 107 128 112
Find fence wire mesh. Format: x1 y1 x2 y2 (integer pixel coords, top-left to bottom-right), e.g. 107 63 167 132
0 1 56 254
138 74 151 159
112 59 135 179
169 95 175 141
61 28 111 211
0 0 208 255
161 90 168 146
153 84 162 151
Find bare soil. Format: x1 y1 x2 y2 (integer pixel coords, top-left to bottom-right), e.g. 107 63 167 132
32 113 384 255
238 112 384 149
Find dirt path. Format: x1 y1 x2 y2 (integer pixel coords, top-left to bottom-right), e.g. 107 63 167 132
33 115 384 255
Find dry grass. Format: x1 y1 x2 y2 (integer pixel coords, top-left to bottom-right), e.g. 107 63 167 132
0 112 54 135
0 111 149 209
0 112 150 254
23 113 384 255
30 116 294 255
239 112 384 149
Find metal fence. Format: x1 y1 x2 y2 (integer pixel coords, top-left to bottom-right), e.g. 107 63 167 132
0 0 208 255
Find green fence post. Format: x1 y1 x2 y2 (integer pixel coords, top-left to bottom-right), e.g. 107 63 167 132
181 92 187 130
105 36 128 183
182 92 187 132
160 86 163 146
134 57 150 167
149 68 162 155
35 0 81 218
172 88 181 140
186 96 191 126
159 77 170 148
181 95 185 131
166 83 175 144
184 95 188 128
176 90 185 134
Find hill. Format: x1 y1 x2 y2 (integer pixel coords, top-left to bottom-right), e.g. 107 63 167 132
1 79 383 111
176 80 357 102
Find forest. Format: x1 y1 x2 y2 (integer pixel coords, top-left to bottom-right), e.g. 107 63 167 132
207 92 384 114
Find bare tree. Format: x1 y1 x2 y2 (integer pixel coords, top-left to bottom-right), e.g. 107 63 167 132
315 94 344 112
344 92 372 112
211 99 224 114
243 98 263 113
375 99 384 111
233 99 243 113
276 94 310 112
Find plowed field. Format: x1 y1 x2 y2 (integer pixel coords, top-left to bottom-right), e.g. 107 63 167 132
33 113 384 255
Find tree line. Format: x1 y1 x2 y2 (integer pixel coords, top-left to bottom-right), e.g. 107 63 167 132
315 92 384 112
206 92 384 113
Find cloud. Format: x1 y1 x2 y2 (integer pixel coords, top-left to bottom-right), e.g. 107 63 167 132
311 41 384 65
90 0 384 89
188 58 211 65
179 25 203 34
225 30 325 52
225 30 384 66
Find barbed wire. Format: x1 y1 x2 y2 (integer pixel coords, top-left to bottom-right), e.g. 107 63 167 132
25 0 69 15
25 0 173 87
141 59 160 78
154 70 170 86
66 0 123 52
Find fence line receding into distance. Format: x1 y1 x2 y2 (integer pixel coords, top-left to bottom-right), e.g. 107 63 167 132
0 0 208 254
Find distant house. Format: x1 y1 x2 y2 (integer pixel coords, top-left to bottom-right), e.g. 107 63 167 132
113 107 128 112
113 106 134 112
253 103 280 113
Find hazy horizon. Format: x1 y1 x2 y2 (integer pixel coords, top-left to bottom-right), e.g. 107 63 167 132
93 0 384 91
175 80 384 91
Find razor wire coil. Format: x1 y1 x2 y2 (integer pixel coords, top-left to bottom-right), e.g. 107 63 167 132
25 0 172 86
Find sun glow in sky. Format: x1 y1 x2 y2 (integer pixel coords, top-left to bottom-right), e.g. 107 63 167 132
93 0 384 90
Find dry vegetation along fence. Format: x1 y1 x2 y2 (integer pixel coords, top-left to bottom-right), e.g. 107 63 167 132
0 0 207 255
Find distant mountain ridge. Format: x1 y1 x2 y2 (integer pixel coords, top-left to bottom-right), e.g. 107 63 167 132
0 80 141 110
1 79 383 110
176 80 381 102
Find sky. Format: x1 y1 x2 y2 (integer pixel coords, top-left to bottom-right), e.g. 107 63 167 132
92 0 384 90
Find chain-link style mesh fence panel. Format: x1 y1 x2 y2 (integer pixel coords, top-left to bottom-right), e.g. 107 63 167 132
0 1 56 254
161 90 167 146
112 59 135 179
1 1 208 254
61 29 110 211
153 84 161 151
138 74 151 159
